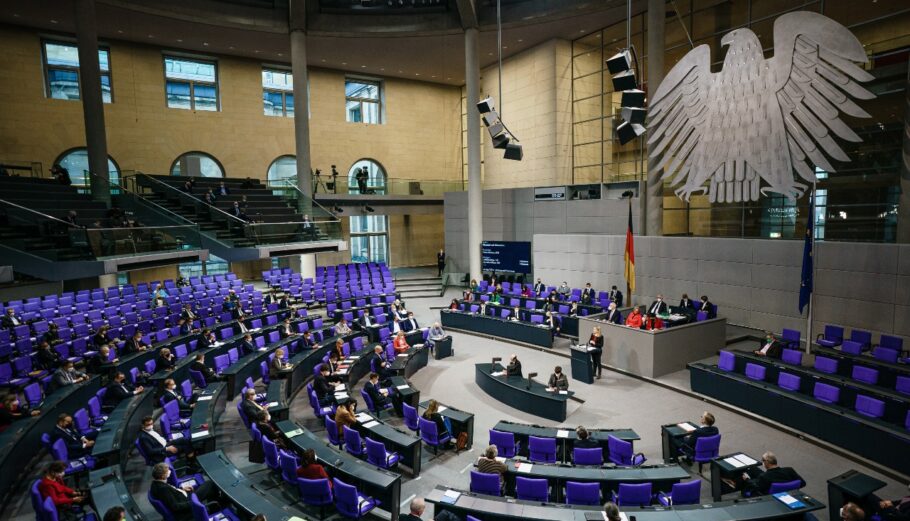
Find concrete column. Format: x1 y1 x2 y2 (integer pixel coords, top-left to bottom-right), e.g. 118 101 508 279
645 0 666 236
465 27 483 281
290 0 313 215
73 0 111 204
288 254 316 279
98 273 118 289
897 56 910 243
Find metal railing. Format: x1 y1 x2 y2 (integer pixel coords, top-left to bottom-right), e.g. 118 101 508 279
272 176 465 196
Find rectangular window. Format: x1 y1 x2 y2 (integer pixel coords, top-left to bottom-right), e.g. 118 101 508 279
262 68 294 117
165 56 218 111
349 215 389 263
345 78 381 124
42 41 112 103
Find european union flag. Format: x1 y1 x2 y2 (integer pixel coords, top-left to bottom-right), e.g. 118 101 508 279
799 199 814 314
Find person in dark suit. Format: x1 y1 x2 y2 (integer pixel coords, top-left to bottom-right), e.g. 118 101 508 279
547 366 568 391
51 413 95 457
176 318 194 336
608 286 623 306
197 329 217 350
401 497 427 521
279 318 297 339
647 294 669 316
603 302 622 324
51 361 88 391
93 326 112 348
253 409 286 449
139 415 193 464
268 348 290 380
1 308 23 329
505 354 522 377
741 452 805 496
364 372 391 410
43 323 63 346
161 378 193 414
123 331 149 355
104 372 143 408
312 364 337 406
753 332 783 358
359 309 374 328
156 348 176 371
180 304 197 323
35 341 62 371
587 326 605 379
673 411 719 458
189 353 222 382
149 462 215 521
399 312 419 333
581 283 595 305
544 311 560 337
679 293 696 310
574 426 600 449
277 294 289 309
88 345 118 376
533 278 546 296
217 181 230 196
298 330 315 350
872 488 910 521
370 345 393 381
239 388 267 424
240 334 256 356
698 295 716 318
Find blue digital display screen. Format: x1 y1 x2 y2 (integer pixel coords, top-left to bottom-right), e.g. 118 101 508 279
481 241 532 274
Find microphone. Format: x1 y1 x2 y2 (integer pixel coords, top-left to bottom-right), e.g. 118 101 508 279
527 372 538 390
491 357 502 367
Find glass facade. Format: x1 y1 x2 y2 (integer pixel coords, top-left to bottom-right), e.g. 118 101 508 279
54 148 120 190
571 2 909 242
267 155 297 185
165 56 219 111
347 159 387 194
170 152 224 178
262 68 294 117
350 216 389 264
345 79 381 124
42 41 112 103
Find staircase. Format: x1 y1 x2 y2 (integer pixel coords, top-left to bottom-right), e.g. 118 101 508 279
394 269 444 299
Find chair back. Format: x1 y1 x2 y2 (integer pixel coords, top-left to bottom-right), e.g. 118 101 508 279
189 369 207 389
469 471 501 496
325 417 341 446
821 325 844 345
262 436 281 470
879 334 904 350
40 496 59 521
850 329 872 347
528 436 556 463
343 426 364 456
781 328 800 346
402 403 419 431
813 356 838 374
669 479 701 505
365 437 390 467
565 481 600 506
777 372 801 391
841 340 863 355
418 417 440 445
607 435 633 465
616 482 652 506
333 478 373 519
852 365 879 385
896 375 910 396
515 476 548 502
781 349 802 365
717 351 735 371
488 429 517 458
573 447 603 465
693 434 721 462
280 449 299 484
813 382 840 404
696 311 708 321
744 363 766 381
855 395 885 419
189 493 211 521
50 438 68 462
297 477 333 507
768 480 803 494
872 346 898 363
30 480 45 521
360 388 376 412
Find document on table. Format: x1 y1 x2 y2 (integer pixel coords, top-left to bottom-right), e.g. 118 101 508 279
267 401 278 408
556 430 570 438
723 456 747 468
285 428 304 438
516 463 534 473
440 490 461 504
349 356 360 360
363 421 380 429
337 368 349 375
191 430 210 439
495 457 507 463
197 395 213 401
676 422 696 432
491 371 505 377
734 453 758 466
356 413 373 423
396 385 410 390
558 391 568 395
334 393 349 400
437 405 448 412
335 383 346 390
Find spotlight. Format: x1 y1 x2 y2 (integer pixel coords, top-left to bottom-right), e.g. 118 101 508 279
476 95 523 161
616 121 646 145
365 206 375 213
481 112 500 127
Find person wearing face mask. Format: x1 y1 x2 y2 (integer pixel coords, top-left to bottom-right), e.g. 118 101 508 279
741 451 805 496
51 361 88 391
581 283 596 305
533 278 546 296
156 348 177 371
672 411 719 461
51 413 95 457
334 317 352 337
557 282 571 300
162 378 194 413
149 462 215 521
648 294 669 316
0 393 39 431
138 416 194 464
625 307 644 329
104 372 144 408
679 293 696 310
39 461 92 521
603 302 622 325
753 331 783 358
699 295 716 318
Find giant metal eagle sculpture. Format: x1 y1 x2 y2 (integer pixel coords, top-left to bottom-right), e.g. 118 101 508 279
648 11 876 203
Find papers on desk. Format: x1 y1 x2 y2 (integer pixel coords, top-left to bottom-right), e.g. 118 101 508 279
397 353 408 358
334 393 349 400
676 422 696 432
257 347 267 352
537 324 549 328
558 391 568 395
267 401 279 408
773 492 806 509
197 395 213 402
495 457 507 463
516 462 534 473
723 454 757 468
669 314 687 320
396 384 410 390
285 428 304 438
491 371 505 377
349 356 360 360
734 453 758 466
362 421 380 429
191 430 210 439
337 369 349 375
556 430 570 438
437 405 447 412
335 383 346 390
355 413 373 423
440 490 461 504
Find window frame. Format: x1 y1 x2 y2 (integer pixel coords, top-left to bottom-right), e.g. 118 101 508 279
163 54 220 111
262 67 294 118
344 77 383 124
349 215 390 264
41 38 113 103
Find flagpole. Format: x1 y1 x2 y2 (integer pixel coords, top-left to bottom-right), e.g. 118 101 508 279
805 181 817 354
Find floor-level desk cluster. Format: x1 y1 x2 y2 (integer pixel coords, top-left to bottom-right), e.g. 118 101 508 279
441 310 553 348
475 363 573 421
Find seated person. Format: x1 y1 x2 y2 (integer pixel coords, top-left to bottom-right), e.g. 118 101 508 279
189 353 222 382
197 329 216 350
124 331 149 354
51 413 95 458
509 306 523 322
333 400 357 436
427 321 446 348
240 333 257 355
269 348 290 380
754 331 783 358
603 302 622 324
557 282 571 299
180 303 197 322
603 502 623 521
298 330 315 350
240 388 268 423
0 393 39 432
679 293 696 310
93 326 113 348
544 311 560 336
741 452 805 496
370 346 393 381
39 461 91 521
520 285 532 298
330 338 346 360
872 489 910 521
504 354 522 377
608 286 623 306
393 330 411 354
648 294 670 316
581 283 595 305
840 502 867 521
279 318 298 339
574 426 599 448
477 445 508 486
35 341 62 371
399 312 420 332
547 366 568 392
161 378 194 414
533 278 545 295
51 361 88 391
674 411 718 458
313 364 339 406
360 309 376 327
325 351 344 383
296 448 332 486
149 462 215 521
568 301 579 317
334 318 352 337
448 299 460 311
422 399 452 441
104 372 144 408
254 410 286 449
88 345 118 376
625 308 644 329
156 348 177 371
489 292 502 305
1 307 23 330
363 372 391 410
698 295 716 318
43 323 63 346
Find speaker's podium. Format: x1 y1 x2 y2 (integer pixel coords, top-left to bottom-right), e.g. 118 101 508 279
569 345 594 384
433 336 453 360
827 470 886 521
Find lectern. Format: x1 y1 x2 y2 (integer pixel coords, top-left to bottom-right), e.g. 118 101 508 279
570 345 594 384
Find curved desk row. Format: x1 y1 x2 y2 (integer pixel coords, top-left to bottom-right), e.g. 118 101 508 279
492 420 639 463
689 362 910 474
811 345 910 388
475 363 573 422
442 310 553 348
91 390 156 468
426 485 824 521
198 450 299 521
88 467 144 521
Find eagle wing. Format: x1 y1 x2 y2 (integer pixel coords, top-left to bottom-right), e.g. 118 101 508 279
647 44 712 200
771 11 874 185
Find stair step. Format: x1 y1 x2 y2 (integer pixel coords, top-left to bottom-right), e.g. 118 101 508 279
398 290 445 299
395 278 443 287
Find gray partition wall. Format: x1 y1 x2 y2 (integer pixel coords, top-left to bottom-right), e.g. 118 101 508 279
533 234 910 343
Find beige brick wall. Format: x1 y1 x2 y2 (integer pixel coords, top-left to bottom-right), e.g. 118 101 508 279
478 38 573 189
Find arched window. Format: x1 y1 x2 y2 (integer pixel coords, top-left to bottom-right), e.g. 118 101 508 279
170 151 224 178
347 159 386 195
267 155 297 187
54 147 120 189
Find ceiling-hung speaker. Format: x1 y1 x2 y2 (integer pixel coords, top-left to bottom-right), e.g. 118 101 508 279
621 107 647 125
606 50 632 75
621 89 646 108
616 121 646 145
504 143 523 161
611 70 638 91
492 133 510 149
488 121 505 137
476 97 495 114
482 112 500 127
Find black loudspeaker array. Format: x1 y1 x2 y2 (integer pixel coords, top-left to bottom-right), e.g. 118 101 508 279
607 50 646 145
476 97 523 161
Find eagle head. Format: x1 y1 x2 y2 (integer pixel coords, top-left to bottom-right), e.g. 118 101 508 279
720 28 763 70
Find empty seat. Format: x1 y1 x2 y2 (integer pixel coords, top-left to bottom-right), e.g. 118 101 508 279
744 363 766 381
851 365 879 385
855 395 885 419
814 356 838 374
813 382 840 404
777 372 801 392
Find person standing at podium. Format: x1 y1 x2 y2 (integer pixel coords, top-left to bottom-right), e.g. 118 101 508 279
505 354 522 377
587 326 604 379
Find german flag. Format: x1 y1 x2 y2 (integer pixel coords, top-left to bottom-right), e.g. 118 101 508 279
624 199 635 295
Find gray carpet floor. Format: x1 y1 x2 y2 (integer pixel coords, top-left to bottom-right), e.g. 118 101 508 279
4 285 906 521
